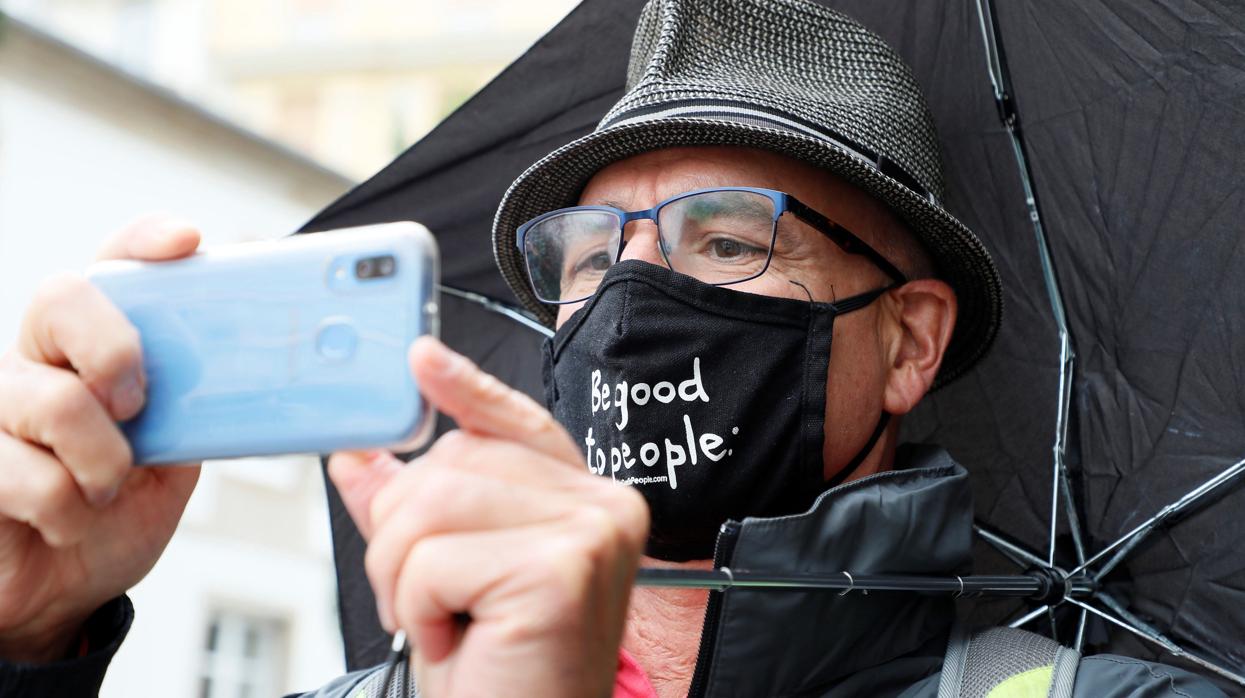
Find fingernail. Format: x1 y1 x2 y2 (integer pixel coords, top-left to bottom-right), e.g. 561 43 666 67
90 483 121 508
111 373 145 419
365 450 393 466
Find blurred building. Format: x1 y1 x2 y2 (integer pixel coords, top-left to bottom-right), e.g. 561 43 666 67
3 0 580 180
0 13 351 697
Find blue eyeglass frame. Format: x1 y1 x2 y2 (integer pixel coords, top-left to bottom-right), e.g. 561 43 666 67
516 186 907 304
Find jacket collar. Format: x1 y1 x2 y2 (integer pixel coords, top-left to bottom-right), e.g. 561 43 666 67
697 445 973 696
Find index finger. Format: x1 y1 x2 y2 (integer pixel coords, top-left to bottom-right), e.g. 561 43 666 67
408 337 582 466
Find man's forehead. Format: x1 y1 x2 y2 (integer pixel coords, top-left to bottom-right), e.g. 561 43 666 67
577 146 807 207
576 146 891 226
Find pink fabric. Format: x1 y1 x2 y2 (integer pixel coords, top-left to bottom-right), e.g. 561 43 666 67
613 647 659 698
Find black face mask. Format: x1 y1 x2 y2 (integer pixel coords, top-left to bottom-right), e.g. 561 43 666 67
543 260 890 561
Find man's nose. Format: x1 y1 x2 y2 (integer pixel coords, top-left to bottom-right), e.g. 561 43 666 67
618 220 666 266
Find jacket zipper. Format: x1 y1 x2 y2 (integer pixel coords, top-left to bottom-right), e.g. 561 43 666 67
686 520 741 698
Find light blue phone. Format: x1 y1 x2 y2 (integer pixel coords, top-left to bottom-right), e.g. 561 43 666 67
88 222 439 465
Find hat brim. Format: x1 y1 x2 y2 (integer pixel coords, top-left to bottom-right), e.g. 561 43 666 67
492 117 1002 388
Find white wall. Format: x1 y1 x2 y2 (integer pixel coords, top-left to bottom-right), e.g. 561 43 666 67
0 22 349 349
0 23 353 696
107 457 345 697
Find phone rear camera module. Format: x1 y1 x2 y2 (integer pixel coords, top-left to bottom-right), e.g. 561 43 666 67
355 255 396 280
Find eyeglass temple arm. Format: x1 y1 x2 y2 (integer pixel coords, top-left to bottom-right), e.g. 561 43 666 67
786 197 908 284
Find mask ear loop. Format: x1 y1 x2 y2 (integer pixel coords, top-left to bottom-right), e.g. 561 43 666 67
818 283 897 490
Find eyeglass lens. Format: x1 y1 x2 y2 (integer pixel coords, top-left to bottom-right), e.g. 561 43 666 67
523 190 777 303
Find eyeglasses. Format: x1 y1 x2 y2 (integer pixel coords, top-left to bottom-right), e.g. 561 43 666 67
516 186 907 304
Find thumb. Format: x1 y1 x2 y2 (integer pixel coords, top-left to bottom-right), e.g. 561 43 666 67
327 450 403 540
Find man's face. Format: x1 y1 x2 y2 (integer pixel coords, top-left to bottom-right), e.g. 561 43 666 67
553 145 923 480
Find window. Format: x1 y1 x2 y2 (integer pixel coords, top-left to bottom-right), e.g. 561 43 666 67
115 0 154 72
198 610 287 698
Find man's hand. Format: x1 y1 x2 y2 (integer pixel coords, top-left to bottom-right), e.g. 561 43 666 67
329 337 649 698
0 216 202 662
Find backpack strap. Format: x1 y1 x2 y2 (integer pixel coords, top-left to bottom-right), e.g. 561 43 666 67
350 662 420 698
938 624 1081 698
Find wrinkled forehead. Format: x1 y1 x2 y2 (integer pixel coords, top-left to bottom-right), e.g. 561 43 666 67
588 190 777 223
576 146 886 223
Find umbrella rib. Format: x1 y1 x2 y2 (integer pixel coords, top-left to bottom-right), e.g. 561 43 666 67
1073 607 1087 652
438 284 554 337
974 522 1050 570
1096 592 1164 642
1070 455 1245 578
1068 599 1245 687
1055 336 1087 565
1007 604 1049 629
973 0 1087 570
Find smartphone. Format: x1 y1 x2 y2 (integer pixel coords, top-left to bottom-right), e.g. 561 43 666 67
89 221 439 465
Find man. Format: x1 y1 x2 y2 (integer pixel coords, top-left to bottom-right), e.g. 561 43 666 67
0 0 1226 696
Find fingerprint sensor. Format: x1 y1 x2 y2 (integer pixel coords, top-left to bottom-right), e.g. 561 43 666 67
316 319 358 362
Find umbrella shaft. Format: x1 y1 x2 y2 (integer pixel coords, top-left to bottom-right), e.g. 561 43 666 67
636 568 1095 601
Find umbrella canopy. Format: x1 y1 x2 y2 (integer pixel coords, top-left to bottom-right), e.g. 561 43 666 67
299 0 1245 687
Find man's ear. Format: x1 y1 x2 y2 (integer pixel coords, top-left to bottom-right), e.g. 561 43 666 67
881 279 957 415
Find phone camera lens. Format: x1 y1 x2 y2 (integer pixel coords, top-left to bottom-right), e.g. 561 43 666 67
377 256 395 277
355 259 375 278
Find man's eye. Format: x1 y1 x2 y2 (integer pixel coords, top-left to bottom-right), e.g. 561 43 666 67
573 251 612 274
709 237 763 260
713 239 743 258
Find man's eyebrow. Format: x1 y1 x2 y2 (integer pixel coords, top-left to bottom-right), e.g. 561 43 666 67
585 199 629 210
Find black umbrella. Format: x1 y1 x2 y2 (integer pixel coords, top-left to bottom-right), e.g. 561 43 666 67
300 0 1245 689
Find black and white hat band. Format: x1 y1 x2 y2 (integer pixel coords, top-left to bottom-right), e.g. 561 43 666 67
600 98 939 207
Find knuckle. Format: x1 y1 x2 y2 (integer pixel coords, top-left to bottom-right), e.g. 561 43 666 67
89 434 133 489
368 477 405 529
540 539 596 604
611 486 650 542
363 539 397 591
428 429 469 458
26 274 90 336
471 370 511 403
39 374 95 433
493 611 554 646
97 326 143 379
575 506 619 547
27 468 80 530
406 537 438 574
32 273 90 313
411 469 459 513
370 462 426 524
526 409 563 439
392 544 434 626
43 517 88 547
428 430 488 470
576 500 642 559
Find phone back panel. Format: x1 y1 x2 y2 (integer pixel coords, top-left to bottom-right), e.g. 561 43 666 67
90 222 438 464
